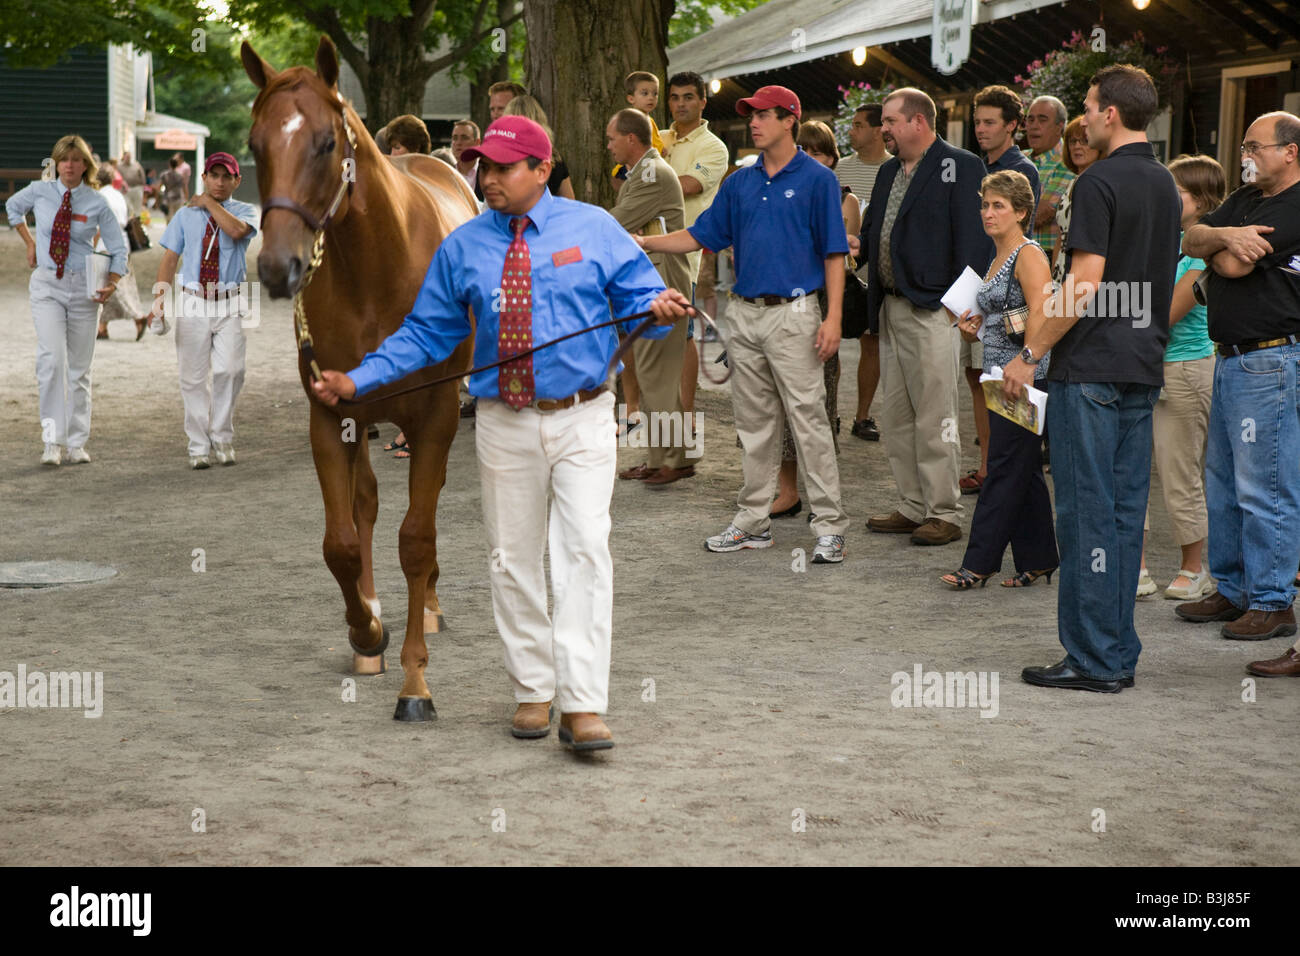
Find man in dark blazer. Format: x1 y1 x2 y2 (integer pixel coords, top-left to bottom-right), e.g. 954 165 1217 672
856 87 993 546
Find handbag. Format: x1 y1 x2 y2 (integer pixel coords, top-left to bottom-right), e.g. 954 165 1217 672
126 216 150 252
998 241 1032 346
841 273 870 340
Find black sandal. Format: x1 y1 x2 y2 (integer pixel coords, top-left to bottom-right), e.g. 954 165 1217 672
941 568 991 590
384 437 408 452
1002 567 1057 588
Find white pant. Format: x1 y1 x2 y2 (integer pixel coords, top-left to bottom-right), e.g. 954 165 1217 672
475 390 617 713
30 267 99 449
174 293 246 455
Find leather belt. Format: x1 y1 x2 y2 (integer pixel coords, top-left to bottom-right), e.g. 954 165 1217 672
531 386 607 412
734 293 802 306
1217 334 1300 357
184 287 243 303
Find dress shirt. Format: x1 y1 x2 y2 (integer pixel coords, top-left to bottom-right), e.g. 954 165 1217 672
349 187 669 399
159 200 259 293
6 180 127 275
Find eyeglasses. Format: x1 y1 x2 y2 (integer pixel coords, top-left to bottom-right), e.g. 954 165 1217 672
1239 142 1287 157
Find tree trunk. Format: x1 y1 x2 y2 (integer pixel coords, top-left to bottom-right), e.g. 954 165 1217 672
362 16 431 131
524 0 673 208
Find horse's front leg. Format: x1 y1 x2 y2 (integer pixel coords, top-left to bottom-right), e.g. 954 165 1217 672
390 408 455 722
309 401 386 668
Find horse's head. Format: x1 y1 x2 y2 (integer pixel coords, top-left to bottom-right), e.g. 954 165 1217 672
242 37 356 299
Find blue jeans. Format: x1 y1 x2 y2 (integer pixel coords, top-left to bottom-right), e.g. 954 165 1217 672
1205 344 1300 611
1047 381 1159 680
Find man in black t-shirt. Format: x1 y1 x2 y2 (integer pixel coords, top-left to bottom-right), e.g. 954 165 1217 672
1176 111 1300 662
1002 65 1181 693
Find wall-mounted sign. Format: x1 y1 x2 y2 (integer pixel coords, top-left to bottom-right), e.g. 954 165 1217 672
154 129 197 150
932 0 973 76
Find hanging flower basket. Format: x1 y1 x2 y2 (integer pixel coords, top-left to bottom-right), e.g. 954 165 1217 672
833 81 898 151
1015 30 1179 119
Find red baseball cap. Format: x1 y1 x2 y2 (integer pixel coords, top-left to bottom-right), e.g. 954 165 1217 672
462 116 552 165
204 152 240 177
736 85 801 119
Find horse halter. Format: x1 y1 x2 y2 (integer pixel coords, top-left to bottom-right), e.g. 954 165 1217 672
258 94 359 382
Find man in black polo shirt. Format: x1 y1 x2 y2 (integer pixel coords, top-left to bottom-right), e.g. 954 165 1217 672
1002 64 1181 693
1175 111 1300 666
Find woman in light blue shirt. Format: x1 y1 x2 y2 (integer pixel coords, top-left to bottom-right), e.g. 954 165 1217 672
6 134 126 465
1141 155 1225 600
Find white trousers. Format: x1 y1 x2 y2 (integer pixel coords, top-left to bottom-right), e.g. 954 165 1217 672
30 267 99 449
174 294 246 455
475 390 617 713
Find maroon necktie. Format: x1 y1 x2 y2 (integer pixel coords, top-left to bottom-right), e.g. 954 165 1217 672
498 216 535 409
200 216 220 298
50 189 72 279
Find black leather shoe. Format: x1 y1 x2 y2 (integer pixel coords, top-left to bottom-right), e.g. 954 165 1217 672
1119 676 1135 688
1021 659 1124 693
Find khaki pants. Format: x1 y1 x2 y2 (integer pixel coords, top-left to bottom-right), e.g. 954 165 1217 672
879 294 962 524
721 295 848 537
1152 355 1213 546
631 315 692 470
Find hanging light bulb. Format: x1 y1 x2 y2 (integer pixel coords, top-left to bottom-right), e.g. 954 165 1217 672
1132 0 1150 9
852 46 867 66
710 79 722 94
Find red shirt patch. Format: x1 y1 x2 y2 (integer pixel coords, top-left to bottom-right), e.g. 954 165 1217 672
552 246 583 267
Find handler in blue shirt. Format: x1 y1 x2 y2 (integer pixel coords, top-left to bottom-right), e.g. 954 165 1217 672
313 117 691 752
640 85 851 564
151 152 259 469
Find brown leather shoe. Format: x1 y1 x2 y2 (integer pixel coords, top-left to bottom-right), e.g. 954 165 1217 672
1221 606 1297 641
1175 590 1243 623
619 463 653 480
511 701 553 739
1246 646 1300 677
558 712 614 751
866 510 922 534
910 518 962 546
643 465 695 486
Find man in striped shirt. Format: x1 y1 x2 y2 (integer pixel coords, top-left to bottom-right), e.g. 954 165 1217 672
1025 95 1075 262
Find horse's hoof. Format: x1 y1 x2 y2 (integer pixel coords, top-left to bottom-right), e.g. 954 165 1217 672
393 697 436 722
349 623 389 658
353 652 385 676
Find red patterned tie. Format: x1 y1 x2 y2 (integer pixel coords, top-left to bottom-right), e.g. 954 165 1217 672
498 216 535 410
200 216 221 298
50 189 72 279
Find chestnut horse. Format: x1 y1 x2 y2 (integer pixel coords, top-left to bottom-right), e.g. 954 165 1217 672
241 37 478 721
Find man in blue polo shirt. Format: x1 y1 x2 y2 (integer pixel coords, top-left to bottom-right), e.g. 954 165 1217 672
640 85 851 564
312 117 691 751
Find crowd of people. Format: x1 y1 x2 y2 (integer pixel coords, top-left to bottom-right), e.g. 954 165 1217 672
11 59 1300 747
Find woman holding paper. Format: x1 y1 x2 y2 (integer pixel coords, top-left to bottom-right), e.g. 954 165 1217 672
942 170 1058 589
5 134 125 466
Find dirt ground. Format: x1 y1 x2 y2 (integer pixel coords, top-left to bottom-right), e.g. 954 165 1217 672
1 223 1296 867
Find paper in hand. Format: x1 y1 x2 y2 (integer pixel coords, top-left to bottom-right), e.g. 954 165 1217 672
942 266 984 324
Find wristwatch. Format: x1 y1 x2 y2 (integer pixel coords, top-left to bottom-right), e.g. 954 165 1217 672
1019 346 1041 366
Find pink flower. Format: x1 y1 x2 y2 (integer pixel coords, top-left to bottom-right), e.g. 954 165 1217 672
1156 45 1168 54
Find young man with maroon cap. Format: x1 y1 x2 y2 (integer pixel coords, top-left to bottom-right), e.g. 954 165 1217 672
640 85 851 564
312 116 692 751
151 152 258 469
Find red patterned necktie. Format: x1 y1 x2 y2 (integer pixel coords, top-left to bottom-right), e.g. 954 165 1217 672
50 188 72 279
498 215 535 409
200 216 221 298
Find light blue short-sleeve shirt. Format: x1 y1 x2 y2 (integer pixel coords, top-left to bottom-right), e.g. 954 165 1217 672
160 200 259 293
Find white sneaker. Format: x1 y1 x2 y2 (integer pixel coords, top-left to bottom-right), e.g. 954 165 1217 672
1164 567 1212 600
1136 568 1157 597
190 454 211 470
150 314 170 335
41 443 61 466
704 524 773 553
213 442 236 466
64 446 90 464
812 534 845 564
